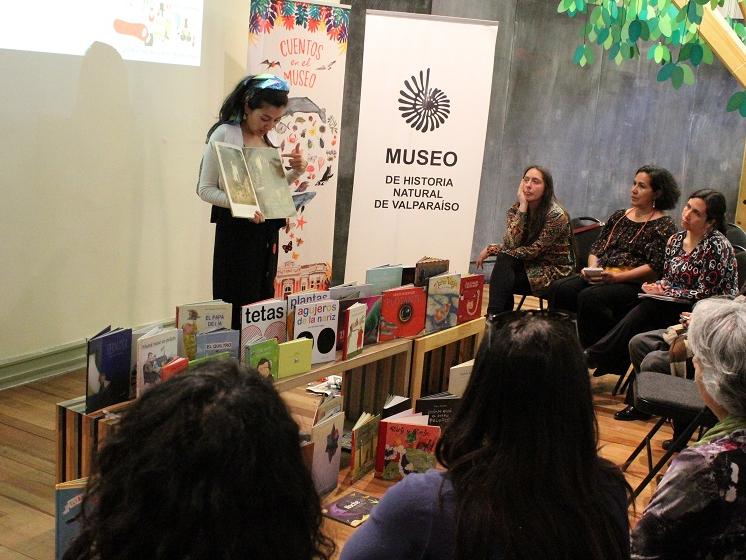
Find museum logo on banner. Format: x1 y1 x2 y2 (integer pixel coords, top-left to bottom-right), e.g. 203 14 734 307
398 68 451 133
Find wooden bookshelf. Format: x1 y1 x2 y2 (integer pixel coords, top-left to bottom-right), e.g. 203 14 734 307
410 317 485 401
274 338 412 423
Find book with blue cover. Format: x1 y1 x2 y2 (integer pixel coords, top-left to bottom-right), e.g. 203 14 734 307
195 328 240 360
55 478 87 559
86 327 133 413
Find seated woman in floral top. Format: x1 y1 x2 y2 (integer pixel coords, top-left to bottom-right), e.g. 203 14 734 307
549 165 679 348
476 165 573 316
585 189 739 378
632 298 746 560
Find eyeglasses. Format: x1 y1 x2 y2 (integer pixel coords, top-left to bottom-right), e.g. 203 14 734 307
245 73 290 92
485 309 577 346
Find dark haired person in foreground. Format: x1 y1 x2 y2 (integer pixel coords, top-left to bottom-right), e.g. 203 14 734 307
476 166 573 316
632 298 746 559
197 74 306 329
63 361 334 560
341 311 630 560
549 165 679 347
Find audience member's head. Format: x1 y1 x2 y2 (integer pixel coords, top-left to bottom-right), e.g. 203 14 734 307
64 360 333 560
689 298 746 418
687 188 728 235
436 310 629 560
635 165 680 210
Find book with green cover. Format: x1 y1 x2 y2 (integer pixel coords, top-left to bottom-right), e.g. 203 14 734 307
246 338 279 380
277 338 312 379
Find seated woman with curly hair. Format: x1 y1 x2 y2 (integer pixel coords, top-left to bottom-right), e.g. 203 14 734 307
63 361 334 560
549 165 679 347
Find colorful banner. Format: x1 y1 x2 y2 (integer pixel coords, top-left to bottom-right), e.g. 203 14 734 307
248 0 350 297
344 11 498 283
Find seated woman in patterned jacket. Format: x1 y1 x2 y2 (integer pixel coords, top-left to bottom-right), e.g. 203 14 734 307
632 297 746 559
585 189 739 378
476 165 573 317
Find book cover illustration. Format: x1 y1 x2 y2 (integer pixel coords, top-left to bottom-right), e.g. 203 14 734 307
242 146 296 219
342 302 367 360
160 357 189 382
85 327 132 413
188 351 231 370
310 410 345 496
286 290 330 339
414 256 449 287
379 286 426 341
294 299 339 364
457 274 485 324
375 414 440 481
322 491 380 527
336 295 381 349
277 338 312 378
136 327 181 397
350 412 381 481
176 300 231 361
214 141 260 218
195 328 240 360
240 298 287 363
246 338 279 379
365 264 404 295
55 478 87 560
425 272 461 333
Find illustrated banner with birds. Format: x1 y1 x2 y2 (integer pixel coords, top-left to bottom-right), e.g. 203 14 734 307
248 0 350 297
345 11 498 282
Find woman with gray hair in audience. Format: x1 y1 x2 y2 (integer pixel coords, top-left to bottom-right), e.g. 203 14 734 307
631 298 746 559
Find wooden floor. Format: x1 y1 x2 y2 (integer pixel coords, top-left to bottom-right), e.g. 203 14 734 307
0 295 674 559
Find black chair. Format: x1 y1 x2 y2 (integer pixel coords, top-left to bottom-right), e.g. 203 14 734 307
734 246 746 287
621 372 716 501
726 223 746 249
570 216 604 272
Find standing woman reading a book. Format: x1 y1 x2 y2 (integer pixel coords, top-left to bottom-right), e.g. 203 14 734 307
198 74 306 329
585 189 739 381
341 311 630 560
548 165 679 347
475 166 573 317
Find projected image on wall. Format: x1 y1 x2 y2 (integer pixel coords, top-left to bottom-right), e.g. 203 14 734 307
1 0 203 66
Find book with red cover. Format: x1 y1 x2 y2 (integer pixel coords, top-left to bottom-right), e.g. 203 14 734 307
374 410 440 481
378 285 426 341
457 274 485 324
160 357 188 382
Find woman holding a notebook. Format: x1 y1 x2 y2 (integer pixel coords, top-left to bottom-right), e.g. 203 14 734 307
197 74 306 329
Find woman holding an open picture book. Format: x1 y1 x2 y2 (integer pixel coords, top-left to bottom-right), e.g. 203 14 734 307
197 74 306 329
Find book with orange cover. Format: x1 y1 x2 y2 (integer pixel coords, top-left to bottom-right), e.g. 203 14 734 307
374 408 440 481
378 285 426 341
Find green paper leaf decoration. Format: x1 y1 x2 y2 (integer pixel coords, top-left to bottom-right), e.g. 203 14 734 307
690 44 703 66
658 62 675 82
702 44 714 65
687 1 702 25
671 64 685 89
629 20 643 42
681 63 695 85
573 44 586 65
740 100 746 118
727 91 745 112
658 15 673 37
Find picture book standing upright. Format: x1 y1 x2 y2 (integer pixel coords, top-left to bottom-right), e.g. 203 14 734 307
286 290 330 339
175 300 231 360
425 272 461 333
375 407 440 481
136 327 182 397
240 298 287 362
379 285 426 341
310 409 345 495
85 326 132 413
293 299 339 364
457 273 485 324
342 302 367 359
414 256 449 287
365 264 404 295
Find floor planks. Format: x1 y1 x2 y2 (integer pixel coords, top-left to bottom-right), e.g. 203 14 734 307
0 295 674 559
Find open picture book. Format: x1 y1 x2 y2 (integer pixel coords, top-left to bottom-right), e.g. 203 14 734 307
213 142 296 219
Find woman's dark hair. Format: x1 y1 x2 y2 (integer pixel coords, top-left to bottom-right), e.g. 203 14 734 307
522 165 557 245
205 75 289 141
64 361 334 560
436 312 630 560
635 164 680 211
689 188 728 234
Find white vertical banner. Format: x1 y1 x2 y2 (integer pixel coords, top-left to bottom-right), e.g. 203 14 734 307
345 11 498 282
248 0 350 297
